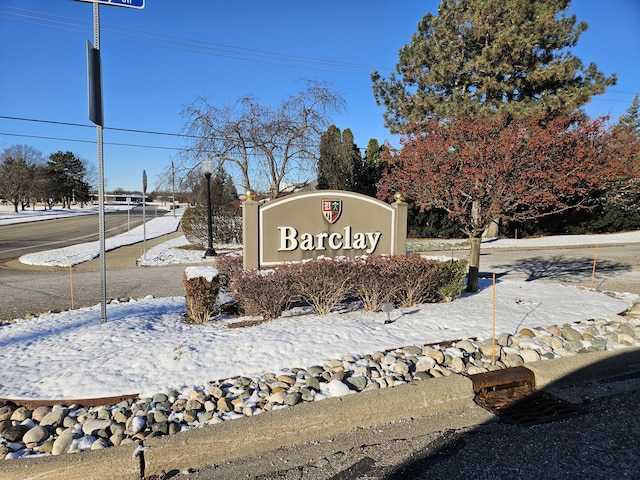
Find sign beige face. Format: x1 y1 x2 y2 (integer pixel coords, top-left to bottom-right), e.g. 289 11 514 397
242 190 407 269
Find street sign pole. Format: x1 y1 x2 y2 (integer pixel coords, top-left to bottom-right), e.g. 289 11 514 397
78 0 144 323
92 2 108 323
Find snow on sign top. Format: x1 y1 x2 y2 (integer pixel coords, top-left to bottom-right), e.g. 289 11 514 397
75 0 145 9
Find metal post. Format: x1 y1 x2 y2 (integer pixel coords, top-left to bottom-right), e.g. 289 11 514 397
172 160 176 218
204 170 216 257
142 170 147 261
93 2 107 323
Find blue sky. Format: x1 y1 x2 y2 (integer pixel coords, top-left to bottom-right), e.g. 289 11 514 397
1 1 638 193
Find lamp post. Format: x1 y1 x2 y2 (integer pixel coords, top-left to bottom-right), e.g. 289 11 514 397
202 159 217 257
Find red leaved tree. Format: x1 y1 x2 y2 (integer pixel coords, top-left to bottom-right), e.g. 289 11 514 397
377 112 619 292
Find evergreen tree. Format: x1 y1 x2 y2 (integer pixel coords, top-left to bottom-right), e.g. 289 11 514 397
617 94 640 134
316 125 361 191
372 0 616 132
47 151 91 208
357 139 386 198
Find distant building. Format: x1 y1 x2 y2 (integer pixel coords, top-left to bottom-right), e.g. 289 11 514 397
89 193 148 205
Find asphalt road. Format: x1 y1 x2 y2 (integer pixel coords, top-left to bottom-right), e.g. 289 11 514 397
0 207 160 263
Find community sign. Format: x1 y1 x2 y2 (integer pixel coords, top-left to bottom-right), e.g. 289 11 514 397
242 190 407 269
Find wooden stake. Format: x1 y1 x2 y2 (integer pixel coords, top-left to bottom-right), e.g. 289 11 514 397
492 272 496 366
590 245 599 291
68 258 75 310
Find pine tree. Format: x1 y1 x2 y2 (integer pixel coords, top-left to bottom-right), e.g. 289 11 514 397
47 151 91 208
617 95 640 133
316 125 361 191
372 0 616 132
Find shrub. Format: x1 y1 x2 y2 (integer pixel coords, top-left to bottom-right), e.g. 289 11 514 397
387 254 444 307
285 258 359 315
229 269 291 320
215 252 244 288
437 259 468 301
227 255 468 321
183 267 220 324
350 255 401 311
182 205 243 246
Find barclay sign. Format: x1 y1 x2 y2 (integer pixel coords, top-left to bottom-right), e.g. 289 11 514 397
242 190 407 269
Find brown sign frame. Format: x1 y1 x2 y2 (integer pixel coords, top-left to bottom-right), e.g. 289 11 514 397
242 190 407 269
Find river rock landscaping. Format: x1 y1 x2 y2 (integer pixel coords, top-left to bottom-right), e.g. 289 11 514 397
1 298 639 461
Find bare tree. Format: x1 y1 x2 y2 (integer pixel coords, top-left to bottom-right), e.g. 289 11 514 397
0 144 45 212
177 80 344 197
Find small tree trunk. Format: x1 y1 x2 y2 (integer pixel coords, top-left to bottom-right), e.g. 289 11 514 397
467 235 481 292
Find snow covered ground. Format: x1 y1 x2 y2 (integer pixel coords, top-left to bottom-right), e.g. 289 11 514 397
0 205 639 401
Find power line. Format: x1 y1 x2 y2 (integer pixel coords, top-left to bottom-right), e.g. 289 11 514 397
0 132 185 151
0 115 189 139
0 6 392 75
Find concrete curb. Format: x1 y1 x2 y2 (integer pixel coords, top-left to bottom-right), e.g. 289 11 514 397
2 346 640 480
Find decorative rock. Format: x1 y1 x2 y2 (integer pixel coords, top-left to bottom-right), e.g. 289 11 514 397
285 392 302 406
300 387 316 402
618 333 636 346
153 393 169 403
2 425 28 442
185 399 203 411
39 408 68 427
216 397 233 412
277 375 296 386
23 425 49 445
91 438 109 450
403 345 422 355
345 375 368 391
126 416 146 435
0 419 11 435
497 333 513 347
520 349 541 363
455 340 476 353
31 406 51 423
504 353 524 367
424 348 445 365
0 405 15 421
82 418 112 436
38 439 55 454
10 407 31 422
52 428 75 455
519 328 536 337
393 362 410 375
561 325 583 341
618 323 637 338
449 357 466 373
547 325 562 336
266 391 286 404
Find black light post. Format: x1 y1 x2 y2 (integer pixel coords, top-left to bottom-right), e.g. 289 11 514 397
202 159 217 257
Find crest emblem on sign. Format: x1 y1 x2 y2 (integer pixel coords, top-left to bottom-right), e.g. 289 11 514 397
322 199 342 224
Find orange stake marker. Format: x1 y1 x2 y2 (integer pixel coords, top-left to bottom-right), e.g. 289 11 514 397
492 272 496 366
69 258 75 310
590 245 599 291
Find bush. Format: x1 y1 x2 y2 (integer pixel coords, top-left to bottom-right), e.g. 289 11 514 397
215 252 243 288
350 255 401 311
183 267 220 324
284 258 359 315
437 259 468 301
182 205 243 246
227 255 468 321
385 254 445 307
229 269 291 320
